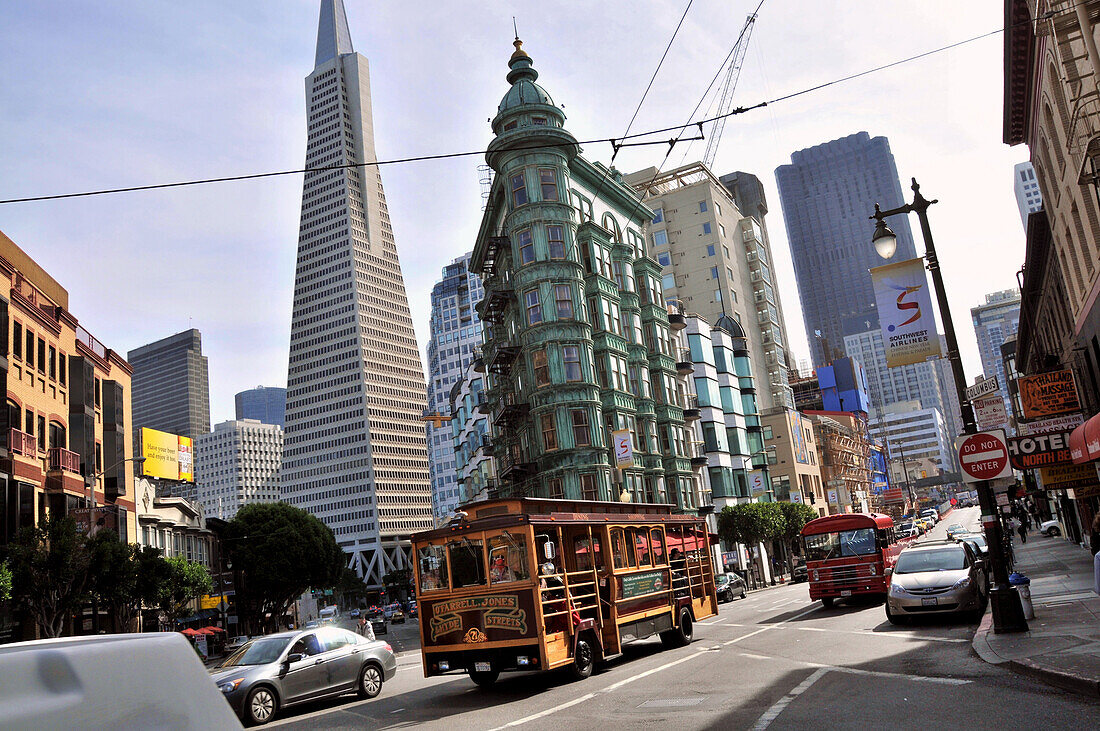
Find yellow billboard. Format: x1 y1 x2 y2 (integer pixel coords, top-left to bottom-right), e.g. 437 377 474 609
141 427 194 482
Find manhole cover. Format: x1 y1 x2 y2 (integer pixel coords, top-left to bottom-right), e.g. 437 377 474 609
638 698 705 708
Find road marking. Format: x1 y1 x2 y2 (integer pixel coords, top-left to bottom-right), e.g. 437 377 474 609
602 650 710 692
486 693 597 730
783 625 968 643
834 666 969 685
723 605 820 646
752 668 829 730
389 708 406 714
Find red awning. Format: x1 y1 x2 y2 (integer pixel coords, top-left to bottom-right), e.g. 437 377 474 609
1070 412 1100 463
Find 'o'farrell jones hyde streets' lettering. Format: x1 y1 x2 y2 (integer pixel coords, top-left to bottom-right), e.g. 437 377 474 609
429 595 529 642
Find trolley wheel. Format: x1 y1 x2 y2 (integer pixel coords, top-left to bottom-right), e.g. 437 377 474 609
469 669 499 688
569 638 594 681
660 607 694 648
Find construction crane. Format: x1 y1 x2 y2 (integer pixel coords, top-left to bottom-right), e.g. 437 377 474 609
702 13 757 171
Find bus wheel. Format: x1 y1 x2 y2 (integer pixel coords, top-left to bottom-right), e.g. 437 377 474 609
821 597 835 608
570 639 594 680
661 607 694 648
469 669 499 688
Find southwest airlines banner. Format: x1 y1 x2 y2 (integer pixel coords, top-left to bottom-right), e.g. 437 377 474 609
870 258 942 367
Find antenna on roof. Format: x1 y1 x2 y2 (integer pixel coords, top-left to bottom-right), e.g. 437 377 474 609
513 16 519 40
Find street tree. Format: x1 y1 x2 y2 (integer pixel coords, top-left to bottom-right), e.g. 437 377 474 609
158 555 213 626
717 502 786 547
7 514 91 638
87 531 167 631
778 502 819 554
226 502 345 633
382 568 413 601
0 560 11 603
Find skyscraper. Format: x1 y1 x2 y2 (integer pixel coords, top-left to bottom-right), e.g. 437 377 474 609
195 419 283 521
235 385 287 427
425 253 483 522
281 0 433 583
1013 161 1043 227
971 289 1021 417
775 132 918 367
128 328 211 445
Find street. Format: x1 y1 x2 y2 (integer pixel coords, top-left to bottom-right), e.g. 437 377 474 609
269 508 1098 729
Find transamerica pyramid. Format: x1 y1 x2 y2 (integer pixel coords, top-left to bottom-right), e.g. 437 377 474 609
282 0 433 584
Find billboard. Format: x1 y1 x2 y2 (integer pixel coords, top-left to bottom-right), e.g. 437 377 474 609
870 258 942 367
1019 370 1080 420
787 410 810 464
141 427 194 481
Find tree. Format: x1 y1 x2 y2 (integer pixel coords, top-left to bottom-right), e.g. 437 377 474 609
382 568 413 600
87 531 167 631
717 502 787 547
778 502 819 553
227 502 345 634
158 555 213 626
334 567 367 607
7 514 92 638
0 560 11 604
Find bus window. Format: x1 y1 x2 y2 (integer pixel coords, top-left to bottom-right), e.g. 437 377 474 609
448 538 487 588
649 528 666 566
418 544 448 592
611 528 636 569
489 533 530 584
635 529 652 566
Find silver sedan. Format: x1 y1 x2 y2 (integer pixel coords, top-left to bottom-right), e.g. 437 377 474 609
885 541 988 624
209 626 397 725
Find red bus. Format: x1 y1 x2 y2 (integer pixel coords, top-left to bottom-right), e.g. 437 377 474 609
799 513 910 607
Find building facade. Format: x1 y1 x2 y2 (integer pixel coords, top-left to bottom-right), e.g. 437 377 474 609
775 132 919 368
1 231 138 549
761 407 826 517
281 0 433 583
869 401 958 476
1013 161 1044 226
234 386 287 427
625 163 795 410
195 419 283 521
806 411 875 514
449 360 493 508
425 253 484 522
471 39 694 506
970 288 1022 418
127 328 210 446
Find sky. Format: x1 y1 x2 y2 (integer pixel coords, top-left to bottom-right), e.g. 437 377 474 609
0 0 1028 424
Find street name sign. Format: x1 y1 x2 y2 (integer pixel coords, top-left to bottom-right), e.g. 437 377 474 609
966 376 999 402
957 430 1012 483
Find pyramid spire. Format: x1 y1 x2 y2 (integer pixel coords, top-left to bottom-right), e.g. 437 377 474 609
315 0 354 68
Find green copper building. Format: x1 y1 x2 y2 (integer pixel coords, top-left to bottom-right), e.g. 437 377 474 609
471 40 694 507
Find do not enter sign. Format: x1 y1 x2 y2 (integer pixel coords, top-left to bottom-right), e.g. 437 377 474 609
956 430 1012 483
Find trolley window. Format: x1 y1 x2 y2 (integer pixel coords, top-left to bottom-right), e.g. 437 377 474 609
634 529 652 566
418 544 448 593
573 533 604 571
488 533 530 584
611 528 636 569
649 528 666 566
448 538 487 588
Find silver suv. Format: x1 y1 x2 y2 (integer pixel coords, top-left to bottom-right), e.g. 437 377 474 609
885 541 988 624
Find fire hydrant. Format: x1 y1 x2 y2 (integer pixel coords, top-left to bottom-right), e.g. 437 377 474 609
1009 572 1035 620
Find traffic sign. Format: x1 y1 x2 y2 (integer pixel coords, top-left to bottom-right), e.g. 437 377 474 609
956 430 1012 483
966 376 999 402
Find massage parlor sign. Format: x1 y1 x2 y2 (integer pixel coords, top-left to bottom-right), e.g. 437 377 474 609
422 593 538 645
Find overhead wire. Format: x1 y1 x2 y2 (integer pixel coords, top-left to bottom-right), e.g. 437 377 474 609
0 5 1069 206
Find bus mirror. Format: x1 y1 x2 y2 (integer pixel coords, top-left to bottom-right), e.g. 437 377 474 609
543 542 556 560
884 567 893 577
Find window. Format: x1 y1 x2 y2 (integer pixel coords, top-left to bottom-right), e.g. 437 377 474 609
711 266 719 279
662 273 676 290
504 120 517 131
652 208 664 224
580 474 598 500
762 426 773 440
511 172 528 207
489 534 530 584
539 168 558 201
699 201 708 213
532 116 548 126
547 224 565 259
706 244 715 256
657 251 671 267
532 349 549 387
12 322 20 359
48 346 56 380
635 529 652 566
702 222 712 235
547 478 565 499
25 330 33 369
555 284 573 319
653 230 668 247
563 345 582 381
719 223 726 237
37 415 46 451
571 409 590 446
448 538 487 588
611 528 635 568
518 229 535 265
525 289 542 325
541 412 558 450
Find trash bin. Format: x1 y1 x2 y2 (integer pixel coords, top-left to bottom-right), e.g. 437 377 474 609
1009 572 1035 620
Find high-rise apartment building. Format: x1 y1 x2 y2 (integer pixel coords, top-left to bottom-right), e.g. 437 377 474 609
471 39 694 506
195 419 283 521
1013 161 1043 227
425 253 483 522
843 326 947 421
128 329 210 446
775 132 918 367
281 0 433 583
235 386 287 427
450 360 492 507
869 401 958 476
626 163 794 410
970 288 1021 417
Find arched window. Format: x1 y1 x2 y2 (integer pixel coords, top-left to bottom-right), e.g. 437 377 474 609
601 213 622 243
1042 104 1066 172
49 421 66 451
1047 61 1071 134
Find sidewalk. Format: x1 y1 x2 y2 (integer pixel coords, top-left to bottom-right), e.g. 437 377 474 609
972 532 1100 697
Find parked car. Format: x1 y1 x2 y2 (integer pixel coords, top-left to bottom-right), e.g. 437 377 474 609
371 615 388 636
715 572 747 602
885 540 988 624
407 604 418 619
790 559 808 584
1039 519 1062 537
303 620 321 630
919 508 940 525
896 523 920 539
945 523 966 539
226 635 250 653
209 626 397 725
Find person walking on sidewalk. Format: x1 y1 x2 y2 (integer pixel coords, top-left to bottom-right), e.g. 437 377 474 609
1017 517 1028 544
1091 513 1100 557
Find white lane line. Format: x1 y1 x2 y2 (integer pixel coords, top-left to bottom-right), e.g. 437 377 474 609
835 666 969 685
389 708 406 714
602 650 710 692
752 668 829 731
723 605 820 646
784 625 968 643
486 693 597 731
719 622 747 627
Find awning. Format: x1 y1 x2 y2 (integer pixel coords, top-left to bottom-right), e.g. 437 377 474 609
1070 412 1100 464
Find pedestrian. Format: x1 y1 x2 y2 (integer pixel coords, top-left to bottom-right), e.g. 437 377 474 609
1017 516 1028 544
1091 513 1100 557
1022 511 1032 532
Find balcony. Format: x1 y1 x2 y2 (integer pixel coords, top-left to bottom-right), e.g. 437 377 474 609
689 441 708 467
494 391 529 428
486 343 520 376
666 300 686 330
480 235 509 276
676 349 694 376
9 428 36 457
499 447 536 482
48 447 81 474
480 434 494 453
479 272 514 325
476 393 490 413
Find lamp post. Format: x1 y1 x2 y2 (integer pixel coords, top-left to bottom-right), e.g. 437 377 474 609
871 178 1027 633
87 456 147 509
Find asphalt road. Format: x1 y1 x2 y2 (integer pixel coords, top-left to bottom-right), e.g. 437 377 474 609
271 508 1098 729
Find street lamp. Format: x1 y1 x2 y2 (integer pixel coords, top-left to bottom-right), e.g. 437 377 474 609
871 178 1027 634
87 456 146 509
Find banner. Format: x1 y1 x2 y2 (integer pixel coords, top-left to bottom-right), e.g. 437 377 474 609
749 470 768 497
141 427 194 482
611 429 634 468
788 410 810 464
1019 370 1080 420
870 258 942 367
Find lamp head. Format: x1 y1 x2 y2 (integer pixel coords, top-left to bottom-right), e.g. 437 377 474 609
871 219 897 260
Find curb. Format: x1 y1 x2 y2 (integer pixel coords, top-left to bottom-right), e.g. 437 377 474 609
1007 657 1100 698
